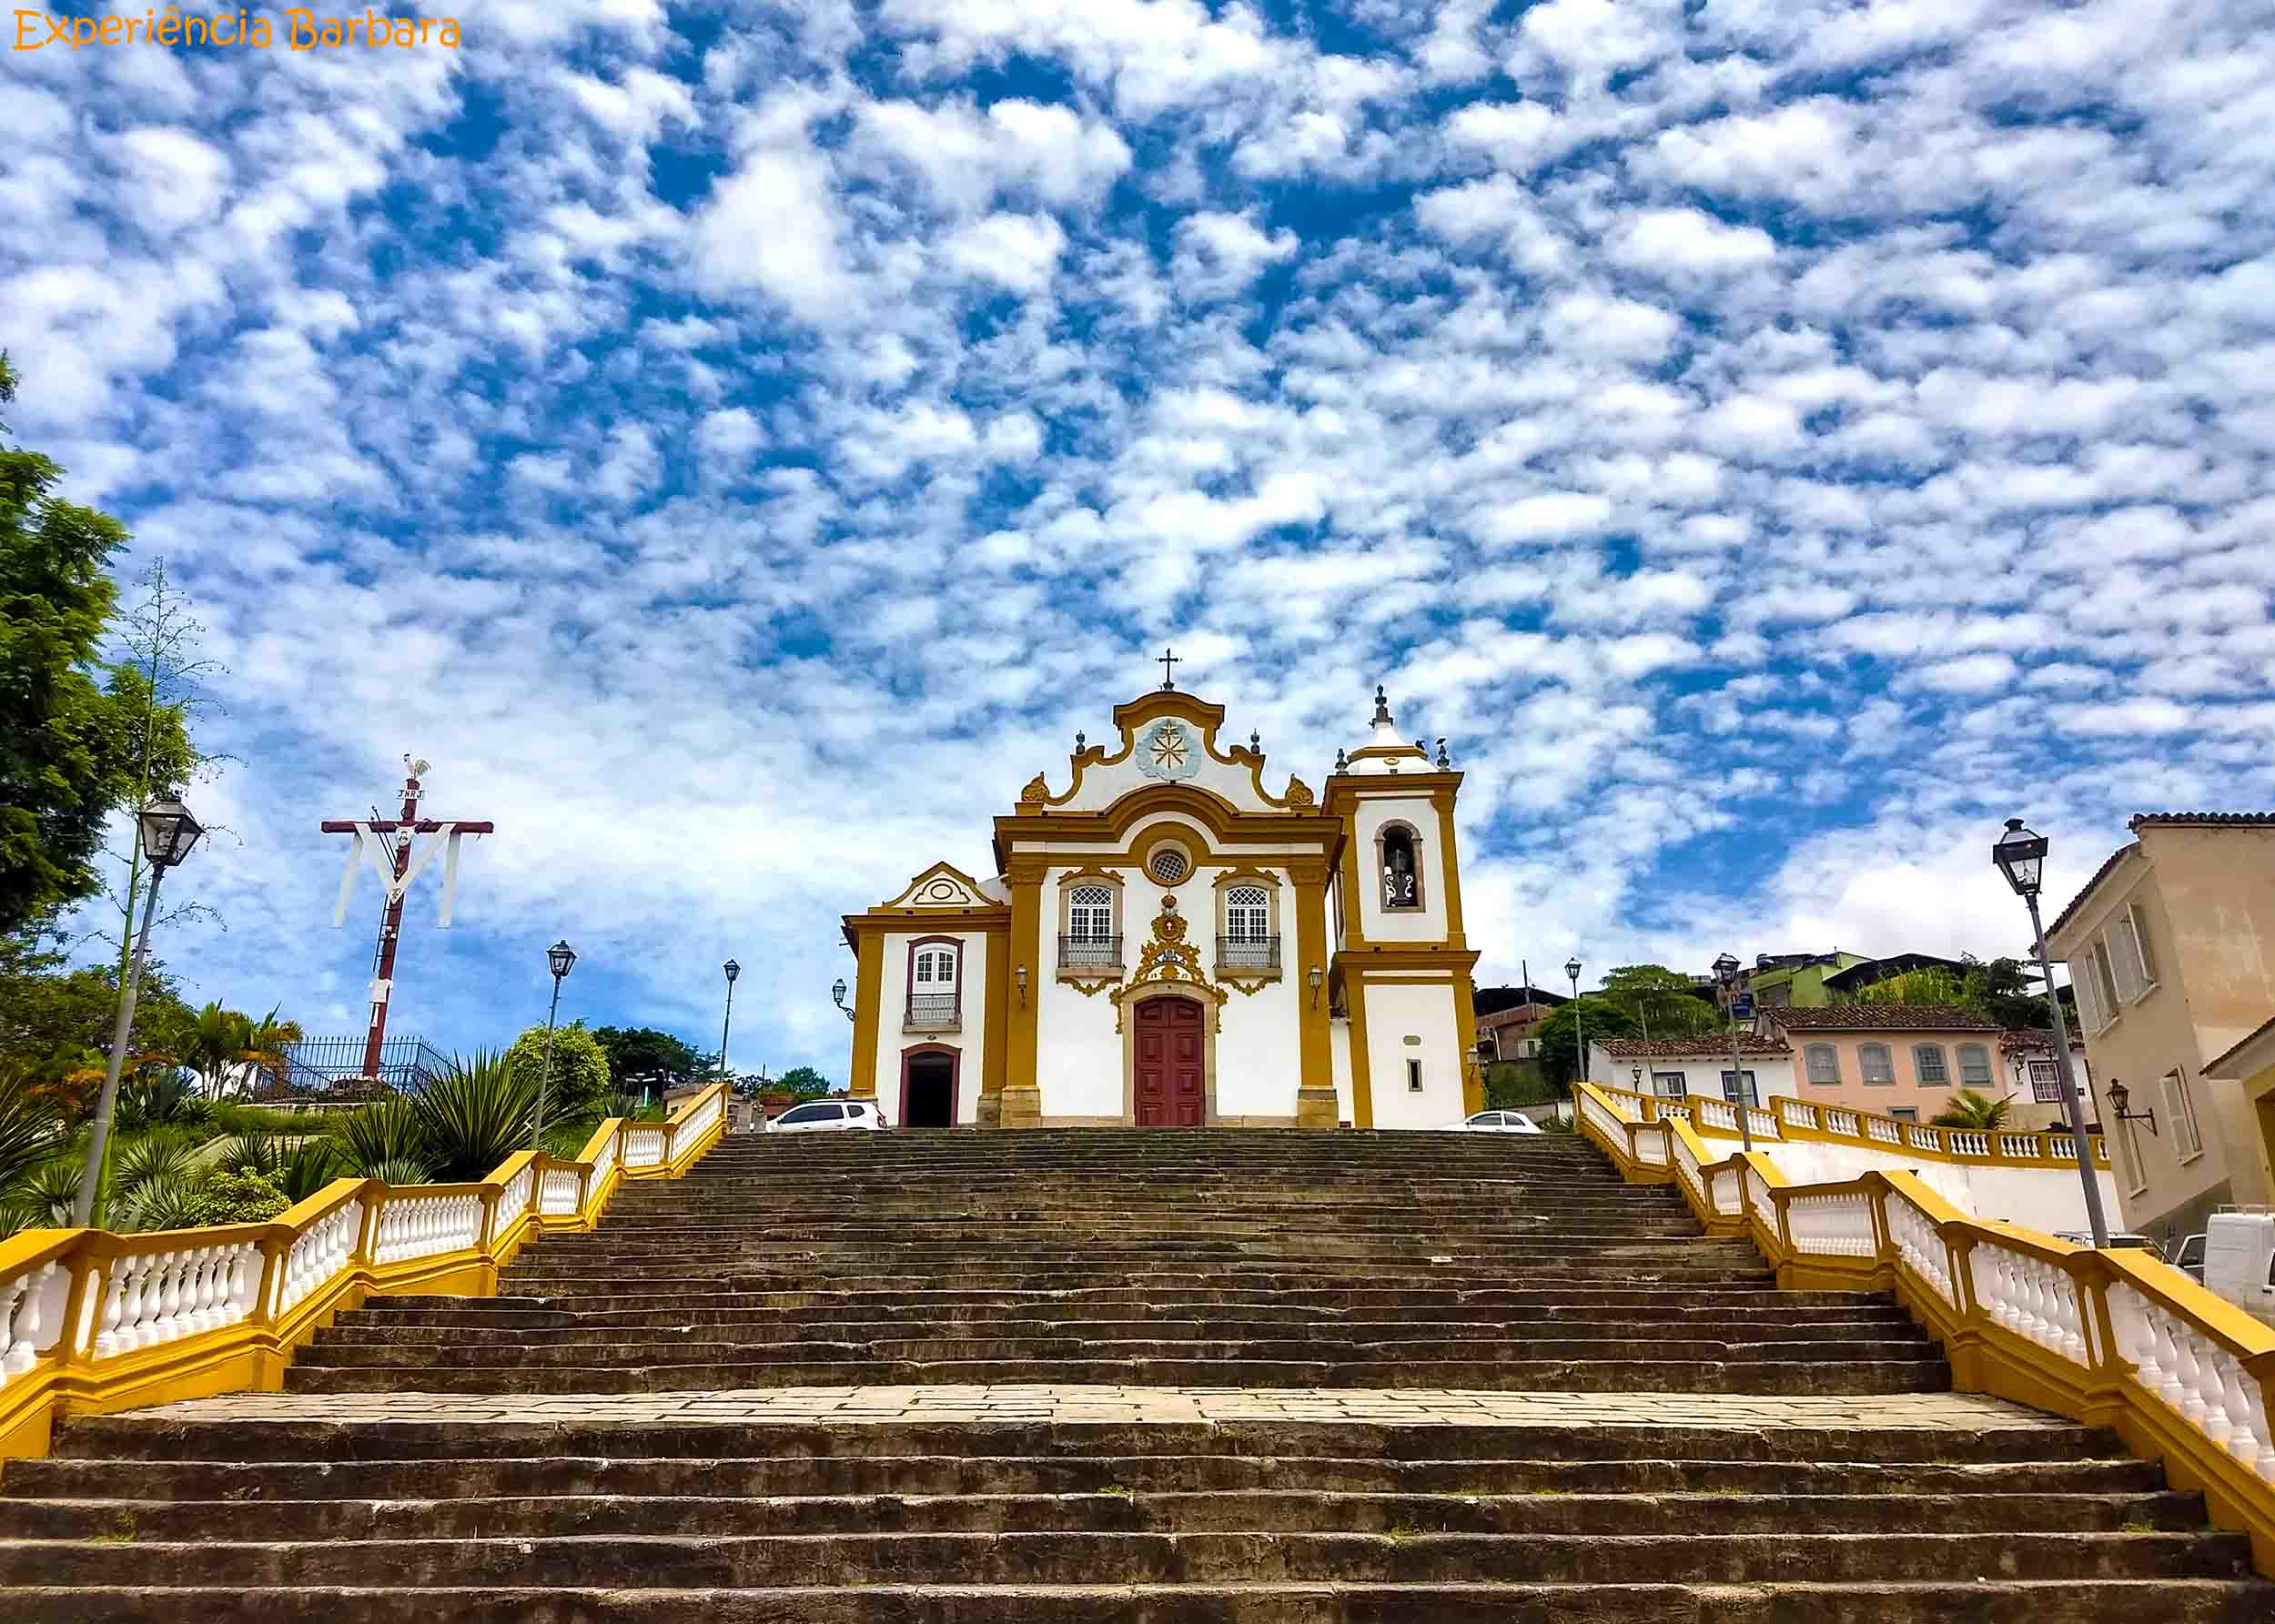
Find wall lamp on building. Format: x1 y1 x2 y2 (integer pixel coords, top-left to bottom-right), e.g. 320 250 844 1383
1631 1064 1643 1088
1016 964 1029 1006
1307 965 1324 1009
831 976 854 1023
2105 1079 2159 1136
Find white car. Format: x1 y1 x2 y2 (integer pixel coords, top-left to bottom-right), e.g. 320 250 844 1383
1449 1109 1542 1135
766 1099 890 1134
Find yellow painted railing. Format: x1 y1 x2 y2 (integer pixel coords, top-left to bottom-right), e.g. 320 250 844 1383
1585 1077 2111 1169
0 1082 730 1461
1575 1079 2275 1573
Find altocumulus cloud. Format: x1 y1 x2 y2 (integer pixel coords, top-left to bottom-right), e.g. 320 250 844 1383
5 0 2274 1067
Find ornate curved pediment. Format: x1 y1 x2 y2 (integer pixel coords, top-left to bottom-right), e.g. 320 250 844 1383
1108 895 1230 1032
884 862 994 910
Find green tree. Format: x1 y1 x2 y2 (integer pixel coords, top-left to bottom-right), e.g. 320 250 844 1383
0 353 139 937
504 1020 612 1126
186 1169 288 1226
1599 965 1718 1041
592 1025 705 1095
0 946 195 1102
774 1064 834 1099
1848 966 1972 1007
1963 955 2054 1031
1533 996 1639 1089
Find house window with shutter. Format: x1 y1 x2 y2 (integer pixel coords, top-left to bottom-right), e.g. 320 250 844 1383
1914 1044 1948 1085
2090 939 2123 1023
1859 1044 1896 1084
2161 1069 2204 1162
1957 1044 1993 1086
1804 1044 1841 1085
2071 958 2107 1033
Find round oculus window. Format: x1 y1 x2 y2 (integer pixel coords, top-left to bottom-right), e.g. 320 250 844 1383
1147 847 1191 884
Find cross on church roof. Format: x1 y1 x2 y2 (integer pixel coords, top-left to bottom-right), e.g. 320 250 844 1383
1158 646 1180 691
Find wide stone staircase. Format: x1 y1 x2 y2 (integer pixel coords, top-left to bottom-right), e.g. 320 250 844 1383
2 1127 2268 1619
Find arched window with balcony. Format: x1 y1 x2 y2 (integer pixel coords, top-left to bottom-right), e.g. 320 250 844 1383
905 939 961 1033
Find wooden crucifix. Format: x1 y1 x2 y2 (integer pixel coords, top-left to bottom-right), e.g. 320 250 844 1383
320 756 494 1082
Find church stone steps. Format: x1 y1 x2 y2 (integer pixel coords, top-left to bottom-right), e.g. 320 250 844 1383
9 1581 2273 1624
0 1528 2248 1588
5 1129 2260 1619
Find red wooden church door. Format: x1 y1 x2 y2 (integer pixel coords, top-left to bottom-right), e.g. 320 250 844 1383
1133 998 1205 1126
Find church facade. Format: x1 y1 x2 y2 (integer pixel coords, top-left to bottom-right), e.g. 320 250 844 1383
840 681 1483 1129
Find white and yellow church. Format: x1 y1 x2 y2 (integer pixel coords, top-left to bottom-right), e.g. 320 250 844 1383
839 678 1483 1129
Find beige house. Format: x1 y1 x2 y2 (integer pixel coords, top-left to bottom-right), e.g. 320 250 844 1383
2045 813 2275 1248
1755 1004 2007 1123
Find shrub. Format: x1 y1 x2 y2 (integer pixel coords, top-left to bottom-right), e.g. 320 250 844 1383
124 1173 210 1233
503 1022 611 1129
0 1063 61 1198
278 1137 347 1204
212 1135 288 1178
187 1170 289 1227
1 1155 80 1237
116 1072 212 1136
415 1052 538 1182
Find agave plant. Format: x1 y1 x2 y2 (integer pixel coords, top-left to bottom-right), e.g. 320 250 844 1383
119 1172 211 1233
114 1132 203 1199
212 1134 288 1179
415 1053 540 1182
1931 1089 2013 1131
332 1096 432 1182
116 1070 212 1135
0 1063 63 1199
1 1155 82 1236
277 1137 348 1204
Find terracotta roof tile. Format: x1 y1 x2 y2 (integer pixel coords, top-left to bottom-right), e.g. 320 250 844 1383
2128 812 2275 828
1762 1003 2001 1033
1597 1035 1791 1057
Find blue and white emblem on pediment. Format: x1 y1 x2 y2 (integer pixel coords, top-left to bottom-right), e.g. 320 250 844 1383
1135 718 1203 782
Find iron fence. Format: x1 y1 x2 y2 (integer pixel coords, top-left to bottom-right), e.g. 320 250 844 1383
1217 934 1281 972
1057 933 1123 970
280 1035 452 1097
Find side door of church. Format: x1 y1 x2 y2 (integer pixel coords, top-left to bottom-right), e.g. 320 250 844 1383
1133 998 1205 1126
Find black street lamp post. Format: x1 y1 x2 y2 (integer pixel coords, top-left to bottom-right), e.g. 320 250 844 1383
720 959 741 1082
76 799 204 1226
1993 817 2110 1249
1565 956 1583 1126
531 939 578 1152
1712 952 1756 1154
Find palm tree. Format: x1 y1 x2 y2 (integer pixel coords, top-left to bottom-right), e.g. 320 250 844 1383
177 1003 302 1100
1931 1089 2012 1131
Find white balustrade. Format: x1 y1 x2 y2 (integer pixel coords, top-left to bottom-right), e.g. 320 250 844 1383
2050 1135 2078 1161
1657 1102 1693 1123
1633 1123 1670 1167
1743 1105 1781 1142
668 1091 723 1160
275 1198 362 1319
1824 1108 1861 1138
2108 1282 2275 1482
539 1165 583 1215
622 1125 668 1170
488 1165 535 1245
588 1125 619 1194
1744 1165 1775 1224
369 1191 483 1266
1969 1238 2093 1366
1946 1131 1990 1158
1694 1096 1736 1134
92 1242 261 1360
1881 1191 1955 1307
1580 1092 1628 1147
1865 1116 1901 1145
1784 1190 1877 1257
1904 1125 1942 1151
1997 1134 2043 1159
2 1258 69 1387
1601 1089 1643 1125
1707 1165 1744 1217
1779 1100 1818 1131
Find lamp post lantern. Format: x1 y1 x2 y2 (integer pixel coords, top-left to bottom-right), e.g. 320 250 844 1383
531 939 577 1152
76 798 204 1227
1712 952 1756 1154
719 959 741 1081
1994 817 2110 1250
1565 956 1583 1126
832 977 854 1024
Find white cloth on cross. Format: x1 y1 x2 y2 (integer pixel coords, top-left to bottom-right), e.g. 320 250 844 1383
332 822 478 927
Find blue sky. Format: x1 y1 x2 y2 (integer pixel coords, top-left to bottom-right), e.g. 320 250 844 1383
8 0 2274 1080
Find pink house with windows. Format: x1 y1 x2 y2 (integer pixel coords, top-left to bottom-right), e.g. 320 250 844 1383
1756 1003 2007 1123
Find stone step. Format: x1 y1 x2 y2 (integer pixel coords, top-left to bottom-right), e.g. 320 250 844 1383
339 1299 1916 1329
302 1329 1928 1364
2 1452 2168 1502
0 1528 2248 1588
282 1355 1952 1395
56 1417 2099 1466
9 1579 2270 1623
325 1314 1915 1343
439 1284 1842 1311
0 1488 2209 1540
